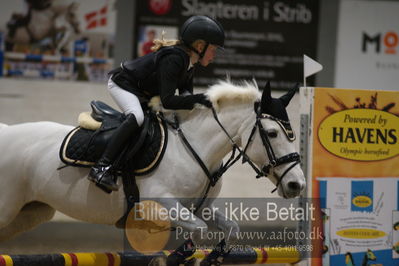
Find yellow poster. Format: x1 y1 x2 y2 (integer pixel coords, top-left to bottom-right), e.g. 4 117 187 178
310 87 399 266
312 87 399 198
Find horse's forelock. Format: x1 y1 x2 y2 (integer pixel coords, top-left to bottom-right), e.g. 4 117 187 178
206 80 261 109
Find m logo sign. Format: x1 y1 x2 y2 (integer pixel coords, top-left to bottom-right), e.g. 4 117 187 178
362 32 399 54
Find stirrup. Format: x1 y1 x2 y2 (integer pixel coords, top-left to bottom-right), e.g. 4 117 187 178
88 165 119 192
95 183 113 194
98 172 119 191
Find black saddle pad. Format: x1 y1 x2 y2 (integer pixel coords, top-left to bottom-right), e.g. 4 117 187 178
59 113 167 176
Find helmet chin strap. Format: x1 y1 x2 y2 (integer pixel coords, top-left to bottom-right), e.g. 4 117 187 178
199 43 209 58
188 42 209 60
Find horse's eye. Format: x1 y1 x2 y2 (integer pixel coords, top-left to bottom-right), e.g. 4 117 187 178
267 130 278 138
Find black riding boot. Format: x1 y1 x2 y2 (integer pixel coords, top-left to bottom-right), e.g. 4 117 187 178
88 114 140 191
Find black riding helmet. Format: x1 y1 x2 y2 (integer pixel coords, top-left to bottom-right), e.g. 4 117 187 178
180 15 225 58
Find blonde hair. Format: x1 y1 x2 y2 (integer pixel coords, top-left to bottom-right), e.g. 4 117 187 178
151 30 180 52
191 39 206 50
151 30 206 53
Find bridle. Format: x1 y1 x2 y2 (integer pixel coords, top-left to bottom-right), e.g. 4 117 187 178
239 107 301 193
211 104 301 193
162 102 301 212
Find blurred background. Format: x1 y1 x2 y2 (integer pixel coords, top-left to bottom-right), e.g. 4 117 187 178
1 0 398 90
0 0 398 264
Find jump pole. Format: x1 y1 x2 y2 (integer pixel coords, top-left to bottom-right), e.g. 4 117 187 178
0 246 300 266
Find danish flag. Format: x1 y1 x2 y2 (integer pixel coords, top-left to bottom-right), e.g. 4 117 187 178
85 5 107 29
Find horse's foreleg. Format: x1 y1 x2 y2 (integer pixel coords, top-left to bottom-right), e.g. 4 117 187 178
166 238 197 266
156 199 208 244
0 202 55 242
198 202 240 266
200 239 230 266
201 202 240 244
155 199 208 266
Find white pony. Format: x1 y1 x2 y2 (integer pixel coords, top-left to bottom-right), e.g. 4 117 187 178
0 80 305 259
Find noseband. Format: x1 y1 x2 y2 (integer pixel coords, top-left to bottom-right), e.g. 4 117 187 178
239 110 301 193
211 105 301 193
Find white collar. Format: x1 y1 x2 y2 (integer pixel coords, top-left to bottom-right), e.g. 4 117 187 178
188 61 194 70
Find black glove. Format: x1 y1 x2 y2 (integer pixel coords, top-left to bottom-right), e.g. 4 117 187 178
194 93 212 108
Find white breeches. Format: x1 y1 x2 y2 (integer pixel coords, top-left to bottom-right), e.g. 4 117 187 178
107 78 145 126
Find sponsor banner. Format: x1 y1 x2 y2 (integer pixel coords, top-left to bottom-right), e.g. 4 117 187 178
335 0 399 90
312 87 399 181
318 108 399 161
135 0 319 89
0 0 116 82
318 177 399 265
309 87 399 265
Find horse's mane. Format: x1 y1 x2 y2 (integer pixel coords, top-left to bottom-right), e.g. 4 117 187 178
149 79 260 112
206 79 260 109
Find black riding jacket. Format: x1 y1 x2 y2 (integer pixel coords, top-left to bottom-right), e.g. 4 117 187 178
110 46 200 109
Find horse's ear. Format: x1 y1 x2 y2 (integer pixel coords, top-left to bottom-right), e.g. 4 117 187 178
261 81 272 105
279 83 299 107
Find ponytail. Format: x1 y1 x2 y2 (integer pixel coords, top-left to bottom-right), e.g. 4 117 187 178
151 30 180 52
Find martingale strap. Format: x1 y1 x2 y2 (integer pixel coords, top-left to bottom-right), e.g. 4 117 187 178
161 113 224 213
211 108 265 178
164 114 213 184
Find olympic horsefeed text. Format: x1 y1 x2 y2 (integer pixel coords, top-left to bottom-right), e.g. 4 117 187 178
318 109 399 161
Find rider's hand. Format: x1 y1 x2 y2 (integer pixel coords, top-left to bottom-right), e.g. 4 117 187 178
194 93 213 108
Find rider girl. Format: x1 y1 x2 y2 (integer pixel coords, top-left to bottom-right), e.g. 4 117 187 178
88 16 225 191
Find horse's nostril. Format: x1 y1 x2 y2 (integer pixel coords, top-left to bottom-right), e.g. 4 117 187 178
287 182 301 191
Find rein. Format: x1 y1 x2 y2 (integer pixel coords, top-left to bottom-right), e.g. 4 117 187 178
212 107 300 193
161 112 239 213
161 104 300 212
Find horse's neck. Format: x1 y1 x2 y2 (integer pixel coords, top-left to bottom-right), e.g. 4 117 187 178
178 105 254 170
